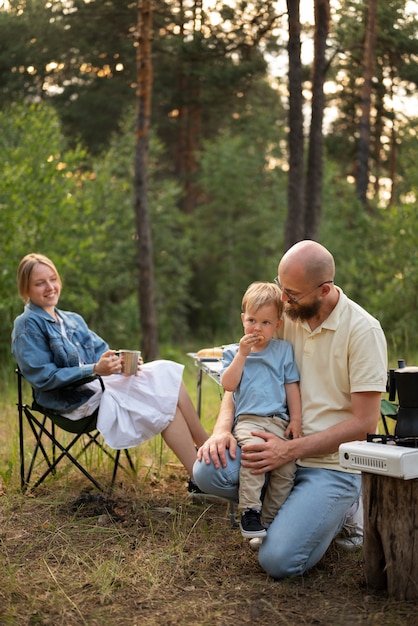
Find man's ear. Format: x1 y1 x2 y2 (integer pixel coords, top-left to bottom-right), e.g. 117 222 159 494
320 283 333 297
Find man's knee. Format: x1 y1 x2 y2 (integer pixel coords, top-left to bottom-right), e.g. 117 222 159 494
192 456 240 501
192 459 214 492
258 542 305 579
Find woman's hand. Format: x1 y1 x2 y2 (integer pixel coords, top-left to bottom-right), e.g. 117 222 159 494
93 350 122 376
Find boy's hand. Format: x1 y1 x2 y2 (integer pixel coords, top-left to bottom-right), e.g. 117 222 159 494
238 333 263 356
285 421 303 439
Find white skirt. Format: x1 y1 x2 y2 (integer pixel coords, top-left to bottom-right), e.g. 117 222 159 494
63 360 184 450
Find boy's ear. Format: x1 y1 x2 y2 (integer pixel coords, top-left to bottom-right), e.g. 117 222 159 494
241 312 245 325
276 319 283 330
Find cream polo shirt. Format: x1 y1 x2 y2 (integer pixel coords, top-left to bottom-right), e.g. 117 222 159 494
278 287 388 471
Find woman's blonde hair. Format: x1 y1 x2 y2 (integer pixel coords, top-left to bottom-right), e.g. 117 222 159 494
242 282 283 318
17 253 62 303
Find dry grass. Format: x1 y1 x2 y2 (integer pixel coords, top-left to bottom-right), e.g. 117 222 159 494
0 469 416 626
0 363 416 625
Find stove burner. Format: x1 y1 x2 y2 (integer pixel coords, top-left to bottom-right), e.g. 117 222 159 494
367 433 418 448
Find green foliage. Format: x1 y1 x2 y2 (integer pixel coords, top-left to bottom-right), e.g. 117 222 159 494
2 0 418 368
0 0 283 157
329 0 418 191
79 111 196 347
0 0 138 153
3 97 418 361
369 201 418 358
320 158 418 361
191 135 287 341
0 102 195 362
0 101 95 352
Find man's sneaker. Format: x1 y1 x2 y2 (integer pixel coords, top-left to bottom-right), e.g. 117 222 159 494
335 518 363 550
335 498 364 550
239 508 267 539
249 537 265 551
187 478 223 503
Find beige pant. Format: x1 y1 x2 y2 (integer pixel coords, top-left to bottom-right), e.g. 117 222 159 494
233 414 297 525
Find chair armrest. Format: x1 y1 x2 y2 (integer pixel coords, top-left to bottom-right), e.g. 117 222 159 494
15 367 105 394
62 375 104 392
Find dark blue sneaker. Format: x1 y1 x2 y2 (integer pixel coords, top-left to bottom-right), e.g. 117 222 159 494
239 508 267 539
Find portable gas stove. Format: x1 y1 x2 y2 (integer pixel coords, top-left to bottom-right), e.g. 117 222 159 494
339 437 418 480
339 361 418 480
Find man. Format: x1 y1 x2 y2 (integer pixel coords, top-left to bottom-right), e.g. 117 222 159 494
193 240 387 579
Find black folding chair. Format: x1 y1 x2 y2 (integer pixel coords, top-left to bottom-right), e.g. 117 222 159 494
380 397 398 436
376 364 399 436
16 368 135 493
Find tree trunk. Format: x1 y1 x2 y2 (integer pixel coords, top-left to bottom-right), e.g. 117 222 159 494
176 67 202 214
284 0 305 252
356 0 378 206
363 473 418 601
304 0 329 241
175 0 202 214
134 0 158 361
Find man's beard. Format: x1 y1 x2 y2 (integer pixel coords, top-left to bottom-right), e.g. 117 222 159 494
284 299 321 322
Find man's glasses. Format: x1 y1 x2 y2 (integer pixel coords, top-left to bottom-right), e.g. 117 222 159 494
273 277 333 304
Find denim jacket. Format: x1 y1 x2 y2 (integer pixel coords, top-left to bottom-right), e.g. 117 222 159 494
12 302 109 412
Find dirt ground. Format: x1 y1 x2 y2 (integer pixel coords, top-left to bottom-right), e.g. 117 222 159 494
0 469 415 626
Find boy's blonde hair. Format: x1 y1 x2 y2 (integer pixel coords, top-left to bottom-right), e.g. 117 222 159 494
17 253 62 303
242 282 283 318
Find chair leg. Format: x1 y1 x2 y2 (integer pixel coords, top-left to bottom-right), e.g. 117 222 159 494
23 409 105 492
18 402 26 490
109 449 137 491
124 449 136 472
23 410 53 488
17 371 26 490
381 414 390 436
110 450 121 491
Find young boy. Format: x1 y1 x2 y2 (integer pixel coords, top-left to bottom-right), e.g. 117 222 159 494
221 282 302 540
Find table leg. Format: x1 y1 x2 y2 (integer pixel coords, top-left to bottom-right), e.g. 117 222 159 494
196 368 203 418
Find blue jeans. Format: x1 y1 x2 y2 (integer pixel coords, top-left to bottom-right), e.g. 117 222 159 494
193 450 361 578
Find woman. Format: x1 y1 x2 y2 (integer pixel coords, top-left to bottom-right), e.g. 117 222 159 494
12 253 208 477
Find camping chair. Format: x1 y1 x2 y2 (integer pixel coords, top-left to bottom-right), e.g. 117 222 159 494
380 397 398 436
376 365 399 437
16 368 135 493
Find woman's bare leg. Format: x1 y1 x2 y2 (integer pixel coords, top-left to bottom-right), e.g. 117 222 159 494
161 381 208 475
161 408 201 475
177 381 208 447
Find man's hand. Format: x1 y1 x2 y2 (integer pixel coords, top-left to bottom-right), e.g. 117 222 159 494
197 431 238 469
241 431 294 474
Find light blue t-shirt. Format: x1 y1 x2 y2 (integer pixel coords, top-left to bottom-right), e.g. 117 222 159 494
221 339 299 420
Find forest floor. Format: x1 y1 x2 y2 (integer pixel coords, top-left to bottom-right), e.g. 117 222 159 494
0 467 415 626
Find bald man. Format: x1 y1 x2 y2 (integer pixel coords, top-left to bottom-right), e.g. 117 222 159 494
193 240 387 579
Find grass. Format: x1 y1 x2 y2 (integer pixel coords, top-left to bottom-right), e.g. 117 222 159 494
0 353 416 625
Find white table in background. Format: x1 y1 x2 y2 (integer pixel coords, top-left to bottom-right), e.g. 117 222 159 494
187 354 223 418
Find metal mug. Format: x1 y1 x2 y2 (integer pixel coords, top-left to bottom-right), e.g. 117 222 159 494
118 350 141 375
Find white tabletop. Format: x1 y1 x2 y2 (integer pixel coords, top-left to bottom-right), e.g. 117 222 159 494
187 353 223 385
